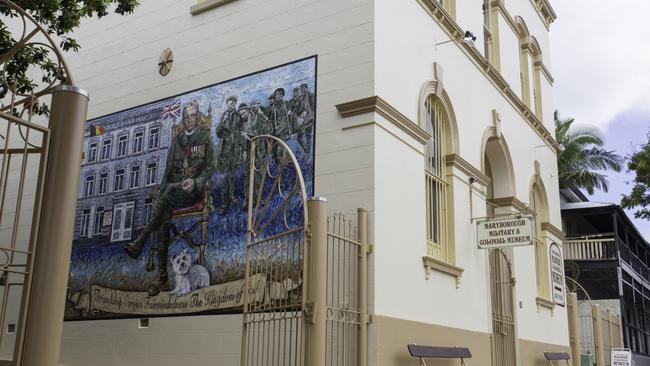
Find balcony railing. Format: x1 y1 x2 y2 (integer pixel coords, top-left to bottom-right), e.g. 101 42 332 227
564 234 650 283
563 235 617 261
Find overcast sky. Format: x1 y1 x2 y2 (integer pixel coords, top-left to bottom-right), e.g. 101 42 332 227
550 0 650 240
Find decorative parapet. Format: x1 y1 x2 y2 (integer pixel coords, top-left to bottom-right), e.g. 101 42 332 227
416 0 560 153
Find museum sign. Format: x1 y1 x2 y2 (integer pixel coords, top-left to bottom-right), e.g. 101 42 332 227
476 216 534 249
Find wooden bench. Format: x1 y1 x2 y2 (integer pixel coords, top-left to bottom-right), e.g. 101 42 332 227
408 344 472 366
544 352 570 365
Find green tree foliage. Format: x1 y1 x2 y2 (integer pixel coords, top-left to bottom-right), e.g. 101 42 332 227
622 132 650 219
0 0 139 113
555 111 624 194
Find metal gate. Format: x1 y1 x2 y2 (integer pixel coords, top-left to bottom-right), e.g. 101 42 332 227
0 1 89 364
241 136 310 366
326 210 368 366
490 249 517 366
241 136 368 366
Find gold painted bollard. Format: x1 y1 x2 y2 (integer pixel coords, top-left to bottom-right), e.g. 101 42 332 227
20 85 89 366
567 293 581 366
306 197 328 366
592 304 606 366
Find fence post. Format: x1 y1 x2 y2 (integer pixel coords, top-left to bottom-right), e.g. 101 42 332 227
593 304 606 366
607 310 614 353
357 208 368 366
20 85 89 366
567 293 581 365
307 197 328 366
616 315 624 348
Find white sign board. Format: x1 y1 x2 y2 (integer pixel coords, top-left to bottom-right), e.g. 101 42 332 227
611 348 632 366
476 216 533 249
550 243 566 306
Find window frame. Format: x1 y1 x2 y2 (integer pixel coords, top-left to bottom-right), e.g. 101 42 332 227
117 133 129 157
80 208 91 238
145 162 158 186
88 141 98 163
148 125 160 150
423 94 454 265
100 138 112 160
129 164 141 189
133 129 145 154
114 168 125 192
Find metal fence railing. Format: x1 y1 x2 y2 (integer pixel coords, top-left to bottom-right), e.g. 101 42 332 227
326 210 367 366
568 295 624 366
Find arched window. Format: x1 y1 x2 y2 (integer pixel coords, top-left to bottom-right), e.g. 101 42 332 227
531 182 551 300
424 95 453 263
530 37 544 121
515 17 532 108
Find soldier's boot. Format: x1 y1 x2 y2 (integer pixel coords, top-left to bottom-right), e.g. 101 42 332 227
148 224 170 296
125 188 172 259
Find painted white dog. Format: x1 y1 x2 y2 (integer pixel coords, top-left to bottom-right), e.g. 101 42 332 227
170 249 210 296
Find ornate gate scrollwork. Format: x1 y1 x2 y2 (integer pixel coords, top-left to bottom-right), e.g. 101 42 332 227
241 135 309 366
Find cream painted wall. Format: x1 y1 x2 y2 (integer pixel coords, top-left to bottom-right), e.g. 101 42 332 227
60 0 375 365
6 0 565 364
374 0 568 351
498 14 522 95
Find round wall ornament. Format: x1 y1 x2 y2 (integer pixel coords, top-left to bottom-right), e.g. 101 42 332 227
158 48 174 76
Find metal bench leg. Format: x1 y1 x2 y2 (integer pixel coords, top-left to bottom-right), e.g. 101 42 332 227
418 357 427 366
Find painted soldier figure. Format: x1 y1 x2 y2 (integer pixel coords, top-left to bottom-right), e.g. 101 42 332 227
288 84 314 154
268 88 291 140
125 101 215 296
294 83 315 154
216 95 243 212
251 100 272 137
237 103 257 207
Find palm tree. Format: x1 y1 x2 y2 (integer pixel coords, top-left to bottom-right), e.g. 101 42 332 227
555 111 624 194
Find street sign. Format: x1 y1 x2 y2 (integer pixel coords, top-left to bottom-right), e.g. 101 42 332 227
476 216 534 249
550 242 566 306
611 348 632 366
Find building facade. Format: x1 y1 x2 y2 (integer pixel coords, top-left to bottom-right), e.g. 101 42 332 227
75 105 170 247
562 189 650 365
57 0 567 365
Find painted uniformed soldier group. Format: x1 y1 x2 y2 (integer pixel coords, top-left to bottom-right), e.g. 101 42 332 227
125 84 315 296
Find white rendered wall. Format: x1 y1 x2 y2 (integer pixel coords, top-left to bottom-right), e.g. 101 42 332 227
374 0 568 349
60 0 375 365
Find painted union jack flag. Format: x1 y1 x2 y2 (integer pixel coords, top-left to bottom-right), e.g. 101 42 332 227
161 102 181 120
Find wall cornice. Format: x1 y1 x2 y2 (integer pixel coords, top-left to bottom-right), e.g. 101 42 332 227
190 0 237 15
534 60 554 84
488 196 533 215
445 154 490 187
416 0 560 153
541 222 565 240
530 0 557 29
336 96 431 145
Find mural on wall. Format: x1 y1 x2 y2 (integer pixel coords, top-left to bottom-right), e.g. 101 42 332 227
66 57 317 320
